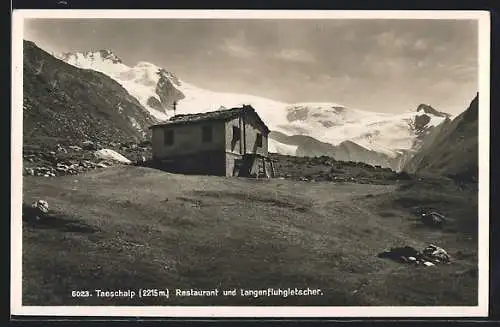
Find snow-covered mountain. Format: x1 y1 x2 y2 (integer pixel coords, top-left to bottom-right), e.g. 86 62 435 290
57 49 452 170
57 50 288 125
277 103 449 157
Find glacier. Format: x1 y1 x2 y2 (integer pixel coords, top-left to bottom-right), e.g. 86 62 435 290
58 49 453 162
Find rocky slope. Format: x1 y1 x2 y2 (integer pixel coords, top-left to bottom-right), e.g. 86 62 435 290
403 94 478 179
269 153 411 184
24 41 155 145
23 40 156 176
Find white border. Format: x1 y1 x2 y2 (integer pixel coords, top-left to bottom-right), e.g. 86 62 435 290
11 9 490 318
11 9 490 20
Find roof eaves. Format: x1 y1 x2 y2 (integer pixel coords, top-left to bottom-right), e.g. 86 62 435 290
149 115 233 129
148 105 270 132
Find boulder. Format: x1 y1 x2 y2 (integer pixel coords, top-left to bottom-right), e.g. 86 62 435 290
422 244 450 263
94 148 132 164
421 211 446 227
378 244 450 266
30 200 49 221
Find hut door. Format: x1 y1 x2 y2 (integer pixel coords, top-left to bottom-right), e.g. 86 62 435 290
233 159 243 177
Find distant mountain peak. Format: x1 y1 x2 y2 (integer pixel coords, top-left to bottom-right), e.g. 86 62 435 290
157 68 182 86
416 104 451 118
59 49 123 64
135 61 158 68
96 49 123 63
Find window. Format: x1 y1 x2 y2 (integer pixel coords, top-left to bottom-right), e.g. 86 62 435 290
256 133 263 147
164 129 174 146
202 125 213 143
232 126 241 141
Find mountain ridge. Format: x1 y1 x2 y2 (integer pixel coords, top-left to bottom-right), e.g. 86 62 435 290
403 94 478 178
30 43 454 170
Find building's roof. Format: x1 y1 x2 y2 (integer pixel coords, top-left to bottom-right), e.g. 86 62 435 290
149 105 270 133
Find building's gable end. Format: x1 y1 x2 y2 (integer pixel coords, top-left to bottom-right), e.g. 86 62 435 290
239 105 270 135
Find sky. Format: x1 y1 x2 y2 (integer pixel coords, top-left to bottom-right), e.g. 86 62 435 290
23 18 479 115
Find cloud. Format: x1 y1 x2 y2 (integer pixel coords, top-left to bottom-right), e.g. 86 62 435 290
373 31 436 57
414 39 429 51
375 31 408 49
25 18 478 115
274 49 315 63
220 41 256 58
447 63 477 82
220 31 256 59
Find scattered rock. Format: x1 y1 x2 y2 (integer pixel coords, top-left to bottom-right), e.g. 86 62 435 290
23 140 152 177
68 145 82 151
420 210 447 227
24 167 35 176
378 243 451 266
81 140 99 151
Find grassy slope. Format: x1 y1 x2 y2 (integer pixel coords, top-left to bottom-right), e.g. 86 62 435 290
404 95 478 178
22 166 477 306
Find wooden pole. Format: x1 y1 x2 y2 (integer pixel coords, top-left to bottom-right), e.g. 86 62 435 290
239 116 243 154
242 115 246 154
